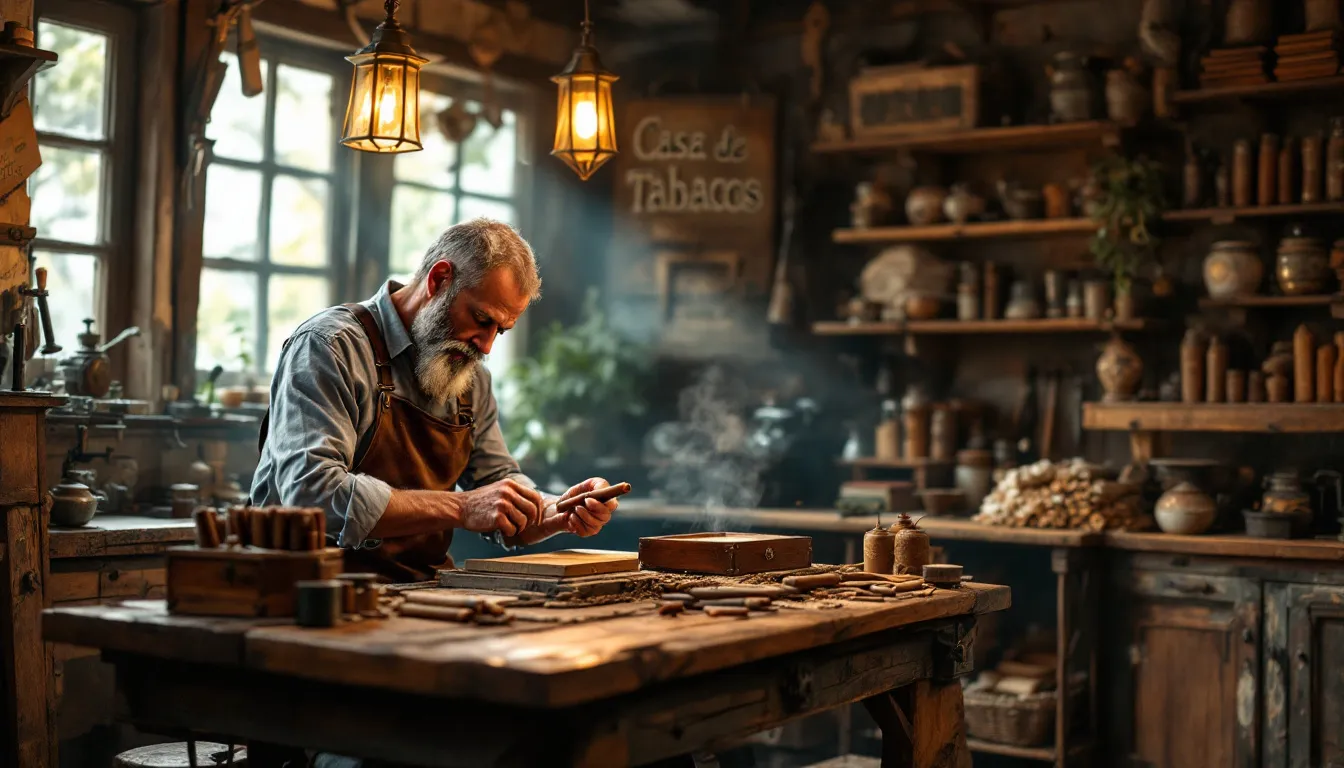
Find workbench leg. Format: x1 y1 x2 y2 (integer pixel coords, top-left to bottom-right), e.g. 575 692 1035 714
862 680 970 768
2 501 54 768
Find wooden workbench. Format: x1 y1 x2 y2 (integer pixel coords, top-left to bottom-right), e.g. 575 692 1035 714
44 582 1009 767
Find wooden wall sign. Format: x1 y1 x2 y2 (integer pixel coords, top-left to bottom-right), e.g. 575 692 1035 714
849 64 980 138
0 100 40 200
612 97 776 297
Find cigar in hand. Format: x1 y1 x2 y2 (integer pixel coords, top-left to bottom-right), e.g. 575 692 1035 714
555 482 631 513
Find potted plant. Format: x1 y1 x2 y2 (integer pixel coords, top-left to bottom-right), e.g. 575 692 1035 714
1087 154 1166 320
502 289 650 482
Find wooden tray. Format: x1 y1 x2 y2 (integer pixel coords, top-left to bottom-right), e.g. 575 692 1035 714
166 546 343 618
638 532 812 575
462 549 638 578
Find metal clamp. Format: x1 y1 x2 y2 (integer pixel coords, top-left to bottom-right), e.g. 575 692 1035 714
933 617 976 681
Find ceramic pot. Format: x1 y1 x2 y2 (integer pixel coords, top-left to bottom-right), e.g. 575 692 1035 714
1262 471 1312 516
904 293 941 320
1105 68 1149 125
1047 52 1093 123
1004 280 1042 319
852 181 896 228
998 182 1045 220
1203 240 1263 299
906 187 948 226
50 475 99 527
955 449 994 511
1097 334 1143 402
943 184 985 225
1154 481 1217 535
1224 0 1271 45
1276 238 1331 295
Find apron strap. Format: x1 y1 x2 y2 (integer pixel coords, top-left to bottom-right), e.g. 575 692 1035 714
344 303 396 399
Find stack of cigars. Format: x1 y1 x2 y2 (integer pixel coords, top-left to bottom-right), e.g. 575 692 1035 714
658 571 936 619
1274 31 1342 81
193 506 328 551
1199 46 1271 88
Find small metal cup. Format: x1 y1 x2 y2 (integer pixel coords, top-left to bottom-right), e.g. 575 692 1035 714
295 580 344 628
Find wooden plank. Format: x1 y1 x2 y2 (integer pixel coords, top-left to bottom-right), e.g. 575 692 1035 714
840 457 952 469
40 600 262 664
1 503 51 768
811 120 1120 155
49 516 196 559
1105 532 1344 561
228 585 1007 706
1165 202 1344 223
462 550 639 578
832 218 1095 243
1082 402 1344 433
1197 294 1334 308
1171 75 1344 104
0 410 39 505
813 319 1151 336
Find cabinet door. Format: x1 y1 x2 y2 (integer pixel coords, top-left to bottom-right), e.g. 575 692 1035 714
1279 584 1344 768
1128 573 1260 768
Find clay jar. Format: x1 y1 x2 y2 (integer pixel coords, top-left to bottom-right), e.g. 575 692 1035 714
1203 240 1263 299
943 184 986 225
1155 482 1218 535
1224 0 1272 45
1276 237 1331 295
50 474 99 528
1047 51 1094 123
906 187 948 226
1105 66 1149 125
1097 334 1144 402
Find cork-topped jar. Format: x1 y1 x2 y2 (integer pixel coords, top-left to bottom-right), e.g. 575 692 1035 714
889 512 931 576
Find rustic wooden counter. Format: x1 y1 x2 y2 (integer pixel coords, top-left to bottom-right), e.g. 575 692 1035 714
50 515 196 560
44 582 1009 767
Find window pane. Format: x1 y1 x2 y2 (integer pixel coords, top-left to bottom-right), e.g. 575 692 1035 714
196 268 259 373
458 197 515 226
203 165 262 261
209 52 269 162
393 91 455 187
270 175 329 267
267 274 329 372
460 108 515 196
34 22 108 140
33 250 97 355
30 144 103 245
275 64 333 172
389 185 454 276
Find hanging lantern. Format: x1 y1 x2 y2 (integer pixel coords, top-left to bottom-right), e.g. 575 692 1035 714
340 0 427 154
551 0 618 180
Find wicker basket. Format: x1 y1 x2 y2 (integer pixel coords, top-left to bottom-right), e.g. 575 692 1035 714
963 688 1057 747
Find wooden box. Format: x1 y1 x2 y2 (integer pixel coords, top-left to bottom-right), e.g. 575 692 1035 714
849 64 980 139
166 546 344 618
638 532 812 575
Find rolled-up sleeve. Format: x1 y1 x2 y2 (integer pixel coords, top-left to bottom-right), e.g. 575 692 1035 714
457 366 533 491
265 329 391 546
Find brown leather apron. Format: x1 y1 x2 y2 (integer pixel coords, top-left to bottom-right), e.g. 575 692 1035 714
259 302 474 583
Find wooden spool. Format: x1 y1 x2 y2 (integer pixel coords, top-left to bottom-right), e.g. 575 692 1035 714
114 742 246 767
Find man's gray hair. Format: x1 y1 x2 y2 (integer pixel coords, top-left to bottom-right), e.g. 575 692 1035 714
412 218 542 299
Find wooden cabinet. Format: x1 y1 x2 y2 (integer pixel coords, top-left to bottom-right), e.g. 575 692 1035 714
1119 569 1260 768
1263 583 1344 768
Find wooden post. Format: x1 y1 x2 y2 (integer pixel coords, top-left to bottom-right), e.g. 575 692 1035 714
0 392 62 768
863 680 972 768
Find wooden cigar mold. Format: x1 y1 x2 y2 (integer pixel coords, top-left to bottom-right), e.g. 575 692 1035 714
167 506 341 618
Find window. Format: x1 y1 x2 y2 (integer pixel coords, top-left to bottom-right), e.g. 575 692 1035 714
386 90 523 375
30 8 131 352
197 47 350 376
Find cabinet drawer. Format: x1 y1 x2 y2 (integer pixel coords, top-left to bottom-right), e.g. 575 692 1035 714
1129 570 1241 602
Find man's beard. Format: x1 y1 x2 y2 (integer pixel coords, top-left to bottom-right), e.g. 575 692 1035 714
409 288 482 407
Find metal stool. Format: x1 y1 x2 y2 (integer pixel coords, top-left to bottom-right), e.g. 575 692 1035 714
114 741 246 767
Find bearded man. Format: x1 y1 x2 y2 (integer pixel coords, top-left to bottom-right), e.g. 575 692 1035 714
251 218 618 582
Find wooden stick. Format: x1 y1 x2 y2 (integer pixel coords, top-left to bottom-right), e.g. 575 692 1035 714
782 573 843 590
687 585 794 599
194 508 221 548
271 508 289 551
399 603 475 622
704 606 750 618
250 508 270 548
555 482 632 513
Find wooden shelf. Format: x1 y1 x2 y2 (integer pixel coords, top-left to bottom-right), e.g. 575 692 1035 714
811 121 1121 156
1104 531 1344 561
1163 202 1344 223
1198 294 1334 309
1082 402 1344 433
839 457 952 469
833 218 1096 243
1172 76 1344 105
814 319 1152 336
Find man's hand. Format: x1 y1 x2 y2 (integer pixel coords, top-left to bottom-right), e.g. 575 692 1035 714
457 478 544 537
557 477 619 537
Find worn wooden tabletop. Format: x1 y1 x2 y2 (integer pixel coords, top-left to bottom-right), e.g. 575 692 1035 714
44 582 1010 708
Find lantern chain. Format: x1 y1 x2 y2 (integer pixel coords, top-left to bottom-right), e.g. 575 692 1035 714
384 0 399 21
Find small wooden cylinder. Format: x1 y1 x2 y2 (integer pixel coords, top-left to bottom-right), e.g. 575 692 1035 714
1295 324 1316 402
1303 134 1324 203
903 404 930 460
863 526 896 575
250 508 271 548
1280 138 1299 205
1258 133 1279 206
194 508 221 548
1226 369 1247 403
1319 344 1337 403
1268 373 1291 403
1180 330 1206 403
1248 370 1266 402
1206 336 1228 403
890 513 931 576
983 262 1000 320
1232 139 1254 207
875 418 899 461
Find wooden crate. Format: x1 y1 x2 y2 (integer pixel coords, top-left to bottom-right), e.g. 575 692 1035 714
638 532 812 575
849 64 980 139
166 546 343 618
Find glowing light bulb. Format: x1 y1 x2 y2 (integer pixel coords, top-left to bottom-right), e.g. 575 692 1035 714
573 98 598 141
377 85 399 132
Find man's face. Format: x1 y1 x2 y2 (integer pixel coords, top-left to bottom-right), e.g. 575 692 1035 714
409 264 531 404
